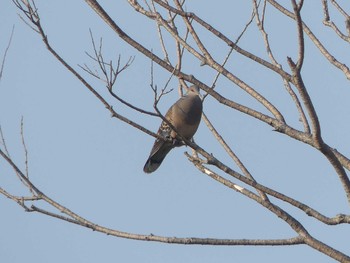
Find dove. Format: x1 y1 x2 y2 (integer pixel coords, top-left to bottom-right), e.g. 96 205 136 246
143 85 202 173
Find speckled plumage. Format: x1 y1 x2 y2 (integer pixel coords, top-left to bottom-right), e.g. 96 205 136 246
143 85 203 173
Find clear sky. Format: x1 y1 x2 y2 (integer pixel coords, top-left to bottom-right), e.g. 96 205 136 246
1 1 350 262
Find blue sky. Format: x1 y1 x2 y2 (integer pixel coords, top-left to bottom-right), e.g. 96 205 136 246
1 1 350 262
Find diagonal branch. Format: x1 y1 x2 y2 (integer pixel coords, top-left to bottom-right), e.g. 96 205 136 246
253 0 310 133
152 0 293 82
141 0 286 122
322 0 350 42
188 158 350 262
1 146 305 246
267 0 350 80
0 25 15 83
201 112 269 201
13 0 161 141
5 1 350 261
291 0 305 70
84 1 350 188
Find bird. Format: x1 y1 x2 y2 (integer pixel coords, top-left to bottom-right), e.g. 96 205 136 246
143 85 203 173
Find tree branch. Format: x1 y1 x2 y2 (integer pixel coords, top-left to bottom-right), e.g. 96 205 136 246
267 0 350 80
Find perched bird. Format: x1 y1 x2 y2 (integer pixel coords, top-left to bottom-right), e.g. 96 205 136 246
143 85 203 173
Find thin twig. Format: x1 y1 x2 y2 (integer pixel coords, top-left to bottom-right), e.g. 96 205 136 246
163 0 285 122
0 125 11 157
151 1 170 63
267 0 350 80
1 147 306 247
291 0 305 70
253 0 310 132
201 112 269 201
0 25 15 83
202 0 256 100
322 0 350 42
20 116 33 194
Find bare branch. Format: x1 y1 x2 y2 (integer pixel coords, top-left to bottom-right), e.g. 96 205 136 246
267 0 350 80
0 25 15 83
253 0 310 133
253 0 280 66
13 1 161 141
0 125 11 157
202 112 269 201
152 0 293 82
1 146 306 247
322 0 350 42
5 1 350 261
145 1 286 122
291 0 305 70
0 187 40 211
20 117 33 195
188 157 350 261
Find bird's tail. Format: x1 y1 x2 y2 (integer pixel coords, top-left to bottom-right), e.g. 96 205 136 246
143 142 173 173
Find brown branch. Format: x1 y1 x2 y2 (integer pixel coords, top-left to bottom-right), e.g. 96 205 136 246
253 0 310 133
201 112 269 201
288 57 350 204
152 0 293 83
140 1 286 122
152 3 171 63
14 0 350 222
280 1 350 200
84 0 287 130
203 1 255 96
267 0 350 80
330 0 350 19
291 0 305 70
1 122 33 191
333 148 350 172
1 146 305 246
180 137 350 226
80 31 158 117
84 2 350 202
0 125 11 157
20 116 34 195
28 204 312 246
0 25 15 82
13 0 162 142
320 144 350 205
0 187 40 211
5 1 350 260
173 0 212 62
322 0 350 42
189 159 350 262
282 79 310 133
6 120 346 259
253 0 280 66
83 0 337 172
